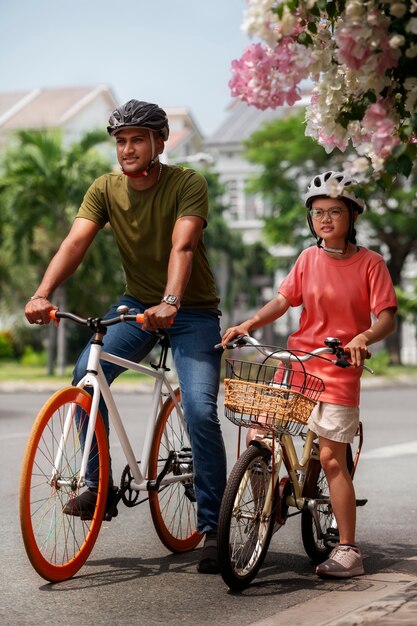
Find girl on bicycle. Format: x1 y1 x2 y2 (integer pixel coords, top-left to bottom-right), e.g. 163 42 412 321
222 171 397 579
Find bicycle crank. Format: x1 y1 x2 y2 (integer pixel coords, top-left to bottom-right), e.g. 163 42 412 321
120 464 140 507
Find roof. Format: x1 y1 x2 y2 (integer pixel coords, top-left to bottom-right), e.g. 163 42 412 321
205 94 311 146
0 85 118 130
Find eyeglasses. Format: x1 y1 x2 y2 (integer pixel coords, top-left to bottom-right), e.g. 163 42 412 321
308 207 348 221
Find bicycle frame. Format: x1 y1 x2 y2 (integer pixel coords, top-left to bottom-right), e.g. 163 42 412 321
53 336 190 493
250 428 318 521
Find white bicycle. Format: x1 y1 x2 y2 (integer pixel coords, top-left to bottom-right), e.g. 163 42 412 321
19 306 201 582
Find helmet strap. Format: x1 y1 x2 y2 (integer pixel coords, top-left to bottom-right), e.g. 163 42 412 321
122 159 156 178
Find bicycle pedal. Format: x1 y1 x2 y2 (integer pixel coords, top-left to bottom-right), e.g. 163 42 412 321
323 528 339 548
103 506 118 521
355 498 368 507
103 487 120 520
183 483 196 502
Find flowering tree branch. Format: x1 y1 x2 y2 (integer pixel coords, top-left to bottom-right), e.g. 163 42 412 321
230 0 417 183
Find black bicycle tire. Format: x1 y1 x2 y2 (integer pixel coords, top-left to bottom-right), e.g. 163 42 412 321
218 445 276 591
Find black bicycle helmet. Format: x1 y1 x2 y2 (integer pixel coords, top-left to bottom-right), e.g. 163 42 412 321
107 99 169 140
304 171 365 251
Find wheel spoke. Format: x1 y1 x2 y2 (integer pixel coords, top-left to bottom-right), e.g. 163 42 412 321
149 388 201 552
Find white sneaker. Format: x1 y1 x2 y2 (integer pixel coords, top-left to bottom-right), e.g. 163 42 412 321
316 545 364 578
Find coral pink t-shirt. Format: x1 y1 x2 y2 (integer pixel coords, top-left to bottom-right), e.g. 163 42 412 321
278 246 397 406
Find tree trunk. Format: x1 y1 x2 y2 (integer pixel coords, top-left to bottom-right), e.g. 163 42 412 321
384 316 402 365
384 247 406 366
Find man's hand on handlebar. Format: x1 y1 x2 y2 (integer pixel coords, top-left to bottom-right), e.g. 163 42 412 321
141 302 177 332
25 297 57 326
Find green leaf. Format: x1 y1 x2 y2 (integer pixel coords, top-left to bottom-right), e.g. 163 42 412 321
326 2 337 18
297 31 313 46
391 143 407 158
396 154 413 177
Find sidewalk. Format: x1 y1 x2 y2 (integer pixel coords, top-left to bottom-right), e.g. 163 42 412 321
252 557 417 626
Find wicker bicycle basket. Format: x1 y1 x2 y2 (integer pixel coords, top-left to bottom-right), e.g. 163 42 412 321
224 359 325 436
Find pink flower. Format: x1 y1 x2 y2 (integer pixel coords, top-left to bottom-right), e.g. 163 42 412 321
336 26 372 70
335 11 399 74
361 100 401 158
318 129 349 153
229 40 313 110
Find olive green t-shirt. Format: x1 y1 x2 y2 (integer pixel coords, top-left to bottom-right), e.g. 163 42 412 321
77 164 220 309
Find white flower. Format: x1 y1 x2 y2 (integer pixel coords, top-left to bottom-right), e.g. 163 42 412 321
345 0 366 25
405 43 417 57
406 17 417 34
389 34 406 48
390 2 408 18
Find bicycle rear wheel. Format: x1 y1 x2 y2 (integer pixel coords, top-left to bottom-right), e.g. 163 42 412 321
217 445 276 591
19 387 109 582
148 388 202 552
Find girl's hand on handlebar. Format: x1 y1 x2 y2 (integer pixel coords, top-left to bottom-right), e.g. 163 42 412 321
344 335 371 368
221 324 251 348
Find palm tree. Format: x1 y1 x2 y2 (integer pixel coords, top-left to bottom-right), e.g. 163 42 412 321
0 128 121 374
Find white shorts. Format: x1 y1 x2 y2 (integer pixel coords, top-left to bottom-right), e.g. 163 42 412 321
307 402 360 444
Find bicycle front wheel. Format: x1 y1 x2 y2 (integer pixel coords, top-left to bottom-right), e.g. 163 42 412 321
217 445 276 591
148 388 202 553
19 387 109 582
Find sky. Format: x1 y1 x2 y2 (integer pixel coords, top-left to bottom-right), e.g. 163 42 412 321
0 0 250 136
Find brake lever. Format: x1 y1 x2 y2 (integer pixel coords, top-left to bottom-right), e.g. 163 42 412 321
334 349 374 374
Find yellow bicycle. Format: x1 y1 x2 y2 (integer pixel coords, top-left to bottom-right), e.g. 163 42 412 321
217 335 369 591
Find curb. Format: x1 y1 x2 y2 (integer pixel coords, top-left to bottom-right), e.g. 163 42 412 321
251 560 417 626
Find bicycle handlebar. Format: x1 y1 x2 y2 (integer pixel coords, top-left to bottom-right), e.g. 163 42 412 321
49 309 145 327
216 334 373 373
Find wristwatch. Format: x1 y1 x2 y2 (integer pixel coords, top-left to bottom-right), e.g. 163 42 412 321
161 294 180 310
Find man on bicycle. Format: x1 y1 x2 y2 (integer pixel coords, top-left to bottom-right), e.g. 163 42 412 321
24 99 226 575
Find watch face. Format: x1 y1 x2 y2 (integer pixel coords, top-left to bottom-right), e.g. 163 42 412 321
164 295 177 305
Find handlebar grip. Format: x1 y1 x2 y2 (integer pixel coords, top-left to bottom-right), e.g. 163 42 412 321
49 309 59 321
344 347 372 360
134 313 173 327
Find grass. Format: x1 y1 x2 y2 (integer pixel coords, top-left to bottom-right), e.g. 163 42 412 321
0 361 150 384
367 363 417 378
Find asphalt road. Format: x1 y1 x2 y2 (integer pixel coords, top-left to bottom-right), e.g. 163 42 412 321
1 383 416 625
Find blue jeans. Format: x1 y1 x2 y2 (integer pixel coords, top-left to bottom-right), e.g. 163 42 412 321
72 295 227 534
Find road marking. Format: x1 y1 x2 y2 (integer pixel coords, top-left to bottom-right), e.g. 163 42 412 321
362 440 417 459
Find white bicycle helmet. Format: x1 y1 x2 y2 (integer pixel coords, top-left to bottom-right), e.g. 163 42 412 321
304 171 365 252
304 171 365 213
